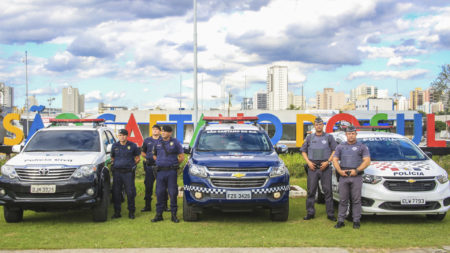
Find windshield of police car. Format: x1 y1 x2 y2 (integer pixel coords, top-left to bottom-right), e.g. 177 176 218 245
197 130 272 152
24 130 101 152
359 137 427 161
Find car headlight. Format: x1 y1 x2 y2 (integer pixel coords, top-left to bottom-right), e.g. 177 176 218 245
437 174 449 184
362 174 382 184
270 160 288 178
188 162 207 178
1 165 18 179
73 165 96 178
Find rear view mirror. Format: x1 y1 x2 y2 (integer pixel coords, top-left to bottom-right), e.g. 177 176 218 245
182 144 192 154
12 145 22 153
106 144 112 153
275 144 288 154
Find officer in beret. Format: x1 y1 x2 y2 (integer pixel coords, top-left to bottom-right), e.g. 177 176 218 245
301 117 337 221
140 125 161 212
332 125 371 229
111 129 140 219
151 125 184 223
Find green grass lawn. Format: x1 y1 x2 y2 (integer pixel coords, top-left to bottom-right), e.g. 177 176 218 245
0 177 448 249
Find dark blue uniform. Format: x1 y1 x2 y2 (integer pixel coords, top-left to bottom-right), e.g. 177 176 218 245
154 137 183 214
142 136 161 202
111 141 140 215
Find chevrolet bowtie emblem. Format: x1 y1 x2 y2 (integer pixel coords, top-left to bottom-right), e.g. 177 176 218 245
406 179 416 183
232 173 246 178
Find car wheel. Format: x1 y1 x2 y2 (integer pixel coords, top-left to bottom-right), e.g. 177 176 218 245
4 206 23 223
183 195 199 221
93 181 110 222
270 199 289 222
426 213 446 221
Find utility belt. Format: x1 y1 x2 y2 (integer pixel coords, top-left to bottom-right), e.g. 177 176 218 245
114 168 133 173
304 160 330 175
341 168 364 176
156 165 179 172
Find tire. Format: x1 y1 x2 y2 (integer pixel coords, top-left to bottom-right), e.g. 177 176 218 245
93 181 110 222
183 195 199 221
270 199 289 222
315 185 325 204
4 206 23 223
426 213 446 221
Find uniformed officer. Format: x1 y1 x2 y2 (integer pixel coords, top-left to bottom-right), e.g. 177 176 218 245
111 129 140 219
151 125 184 223
140 125 162 212
332 126 371 229
301 117 337 221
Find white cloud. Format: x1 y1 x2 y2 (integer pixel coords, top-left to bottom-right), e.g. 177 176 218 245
387 56 419 66
347 69 428 80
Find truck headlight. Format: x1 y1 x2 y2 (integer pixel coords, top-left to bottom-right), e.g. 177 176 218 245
270 160 287 178
1 165 18 179
189 162 207 178
362 174 382 184
73 165 96 178
437 174 449 184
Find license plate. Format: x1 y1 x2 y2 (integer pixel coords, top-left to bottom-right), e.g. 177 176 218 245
401 197 425 205
226 191 251 200
31 185 56 194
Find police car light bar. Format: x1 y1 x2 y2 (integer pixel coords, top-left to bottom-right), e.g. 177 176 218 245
49 119 105 126
203 116 259 123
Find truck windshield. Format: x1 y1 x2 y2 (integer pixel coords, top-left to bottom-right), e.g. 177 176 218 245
197 130 272 152
24 130 101 152
359 137 427 161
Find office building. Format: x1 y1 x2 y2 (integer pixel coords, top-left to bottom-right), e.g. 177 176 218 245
267 66 288 110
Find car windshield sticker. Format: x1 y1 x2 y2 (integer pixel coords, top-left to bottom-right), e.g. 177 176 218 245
206 130 258 133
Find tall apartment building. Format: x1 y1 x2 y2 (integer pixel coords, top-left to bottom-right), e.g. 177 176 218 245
287 91 305 109
350 84 378 101
62 86 85 114
396 96 409 111
267 66 288 110
253 90 268 110
241 97 253 110
316 88 346 110
0 82 14 108
409 87 424 110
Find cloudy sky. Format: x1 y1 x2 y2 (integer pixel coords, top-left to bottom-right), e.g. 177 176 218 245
1 0 449 112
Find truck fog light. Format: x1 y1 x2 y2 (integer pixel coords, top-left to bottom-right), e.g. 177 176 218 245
86 188 95 196
194 192 203 199
0 189 5 196
273 192 281 199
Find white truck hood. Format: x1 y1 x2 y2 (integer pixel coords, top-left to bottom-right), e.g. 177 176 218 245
6 152 101 167
366 160 445 177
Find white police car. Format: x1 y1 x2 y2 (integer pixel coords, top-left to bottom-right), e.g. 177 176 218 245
0 119 115 222
325 130 449 220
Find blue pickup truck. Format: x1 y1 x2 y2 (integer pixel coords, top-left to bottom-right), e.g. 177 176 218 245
183 117 290 221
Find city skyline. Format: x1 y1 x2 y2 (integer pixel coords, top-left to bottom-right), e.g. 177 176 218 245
0 0 449 113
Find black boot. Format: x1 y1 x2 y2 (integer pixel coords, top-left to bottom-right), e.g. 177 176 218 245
171 212 179 223
111 212 121 219
128 212 135 219
141 200 151 212
151 213 163 222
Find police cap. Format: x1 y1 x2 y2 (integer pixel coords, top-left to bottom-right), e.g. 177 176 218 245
118 129 128 135
314 117 323 124
345 125 357 132
152 124 161 130
162 125 173 132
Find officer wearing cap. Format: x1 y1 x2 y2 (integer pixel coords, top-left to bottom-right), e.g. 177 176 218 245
111 129 140 219
151 125 184 223
332 125 371 229
301 117 337 221
140 125 162 212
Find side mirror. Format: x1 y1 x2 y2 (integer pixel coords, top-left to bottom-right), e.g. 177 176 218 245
424 151 432 159
106 144 112 153
182 144 192 154
12 145 22 153
275 144 288 154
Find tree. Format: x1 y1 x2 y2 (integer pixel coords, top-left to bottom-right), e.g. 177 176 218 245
431 64 450 111
435 121 446 132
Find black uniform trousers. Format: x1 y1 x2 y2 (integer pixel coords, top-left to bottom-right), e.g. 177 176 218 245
112 170 136 213
155 169 178 214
